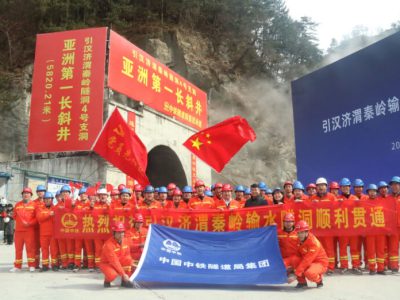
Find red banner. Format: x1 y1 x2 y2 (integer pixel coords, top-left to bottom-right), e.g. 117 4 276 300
54 199 398 239
107 30 207 130
28 27 107 153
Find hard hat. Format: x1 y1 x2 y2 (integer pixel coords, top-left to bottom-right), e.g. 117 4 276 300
283 181 293 187
265 188 273 194
222 184 233 192
60 185 71 193
155 187 160 193
205 190 213 197
21 187 33 195
292 181 304 191
134 213 144 223
44 191 53 199
214 183 223 189
182 186 193 193
339 178 351 187
353 179 364 187
173 189 183 196
112 221 125 232
110 189 120 196
306 183 317 189
316 177 328 185
167 183 176 190
79 187 88 195
329 181 340 189
119 188 131 195
390 176 400 185
195 180 205 187
378 181 389 189
144 185 155 193
258 181 267 189
158 186 168 193
235 185 245 192
244 188 251 195
56 190 61 196
118 184 126 191
36 185 46 192
273 187 283 194
366 184 378 191
295 220 309 232
134 184 143 192
97 188 108 195
284 213 295 222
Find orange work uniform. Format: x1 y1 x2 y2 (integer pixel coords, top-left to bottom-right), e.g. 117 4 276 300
137 200 161 210
387 194 400 271
13 200 37 268
277 228 299 268
214 199 241 210
36 204 58 268
188 196 215 209
93 202 109 267
32 198 44 268
126 227 148 267
99 237 133 283
73 200 94 268
54 200 69 268
165 201 188 209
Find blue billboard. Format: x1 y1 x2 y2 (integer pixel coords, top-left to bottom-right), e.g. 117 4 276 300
291 31 400 185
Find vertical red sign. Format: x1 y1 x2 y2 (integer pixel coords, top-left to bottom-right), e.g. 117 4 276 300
191 154 197 187
28 27 107 153
126 110 137 189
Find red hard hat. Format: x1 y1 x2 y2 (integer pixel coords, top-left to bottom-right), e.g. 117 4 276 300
167 183 176 190
195 180 205 187
295 220 309 232
222 184 232 192
134 213 144 223
173 189 182 196
329 181 340 189
134 184 143 192
112 221 125 232
306 183 317 189
214 182 223 189
284 213 295 222
118 184 126 191
22 187 33 195
111 189 120 196
284 181 293 187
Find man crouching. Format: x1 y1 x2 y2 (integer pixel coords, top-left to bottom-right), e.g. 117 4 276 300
99 221 134 288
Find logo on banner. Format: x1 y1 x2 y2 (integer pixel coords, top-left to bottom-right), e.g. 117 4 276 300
61 213 78 228
161 239 182 255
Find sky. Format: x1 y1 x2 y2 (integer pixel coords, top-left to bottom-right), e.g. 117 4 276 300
285 0 400 51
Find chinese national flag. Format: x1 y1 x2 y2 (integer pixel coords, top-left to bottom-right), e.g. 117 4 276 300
183 116 256 172
92 108 149 185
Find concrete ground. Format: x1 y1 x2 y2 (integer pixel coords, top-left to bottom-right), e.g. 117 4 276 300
1 242 399 300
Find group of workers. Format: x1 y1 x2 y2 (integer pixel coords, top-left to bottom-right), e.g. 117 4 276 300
8 175 400 288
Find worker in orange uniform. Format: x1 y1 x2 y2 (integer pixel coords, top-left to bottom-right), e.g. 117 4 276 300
283 181 293 203
336 178 362 274
352 179 367 269
291 181 309 202
277 213 299 268
110 189 120 206
36 191 58 272
10 187 37 272
166 189 188 209
137 185 161 209
157 186 169 208
60 185 76 270
133 184 143 206
308 177 336 274
166 183 177 200
387 176 400 273
215 184 241 210
234 185 246 207
93 188 110 268
188 180 215 209
54 185 70 270
364 184 386 275
99 221 134 288
33 184 46 268
306 183 317 197
329 181 340 197
181 186 193 205
213 183 223 203
287 220 328 288
110 188 135 234
126 213 148 270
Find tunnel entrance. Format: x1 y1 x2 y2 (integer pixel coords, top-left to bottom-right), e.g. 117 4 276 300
146 145 188 188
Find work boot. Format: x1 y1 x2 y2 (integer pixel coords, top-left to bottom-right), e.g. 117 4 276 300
73 266 80 273
352 268 363 275
391 269 399 274
52 266 59 272
41 266 49 272
377 271 387 275
369 270 376 275
295 282 308 289
103 281 111 288
68 263 75 270
121 280 134 288
316 281 323 288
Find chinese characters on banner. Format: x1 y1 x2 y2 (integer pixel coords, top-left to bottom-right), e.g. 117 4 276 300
126 110 137 189
54 199 398 239
28 27 107 152
107 30 207 130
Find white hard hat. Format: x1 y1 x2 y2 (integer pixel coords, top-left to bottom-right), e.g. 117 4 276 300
316 177 328 185
97 188 108 195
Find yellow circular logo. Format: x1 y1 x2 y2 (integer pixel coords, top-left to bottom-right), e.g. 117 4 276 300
61 213 78 228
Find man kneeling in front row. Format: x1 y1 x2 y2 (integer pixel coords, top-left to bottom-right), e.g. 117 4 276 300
286 220 328 288
99 221 134 288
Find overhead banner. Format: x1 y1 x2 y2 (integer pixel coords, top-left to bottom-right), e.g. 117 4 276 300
292 31 400 184
28 27 107 153
131 224 287 285
108 30 207 130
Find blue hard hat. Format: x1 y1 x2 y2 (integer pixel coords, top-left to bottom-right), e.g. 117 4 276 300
244 188 251 195
158 186 168 193
390 176 400 185
144 185 155 193
44 191 53 199
366 184 378 191
353 179 364 187
378 181 389 189
235 185 245 192
258 181 267 189
293 181 304 191
56 190 61 196
339 178 351 187
265 188 273 194
182 186 193 193
154 187 160 193
36 185 46 192
60 185 71 193
205 190 213 197
120 188 132 195
78 187 87 195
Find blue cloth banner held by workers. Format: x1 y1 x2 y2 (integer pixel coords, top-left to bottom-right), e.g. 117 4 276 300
130 224 287 285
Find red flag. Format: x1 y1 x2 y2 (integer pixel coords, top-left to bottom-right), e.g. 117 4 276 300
92 108 149 185
183 116 256 172
105 183 114 193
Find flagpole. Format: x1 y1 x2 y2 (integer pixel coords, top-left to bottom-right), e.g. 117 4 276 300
90 106 118 151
